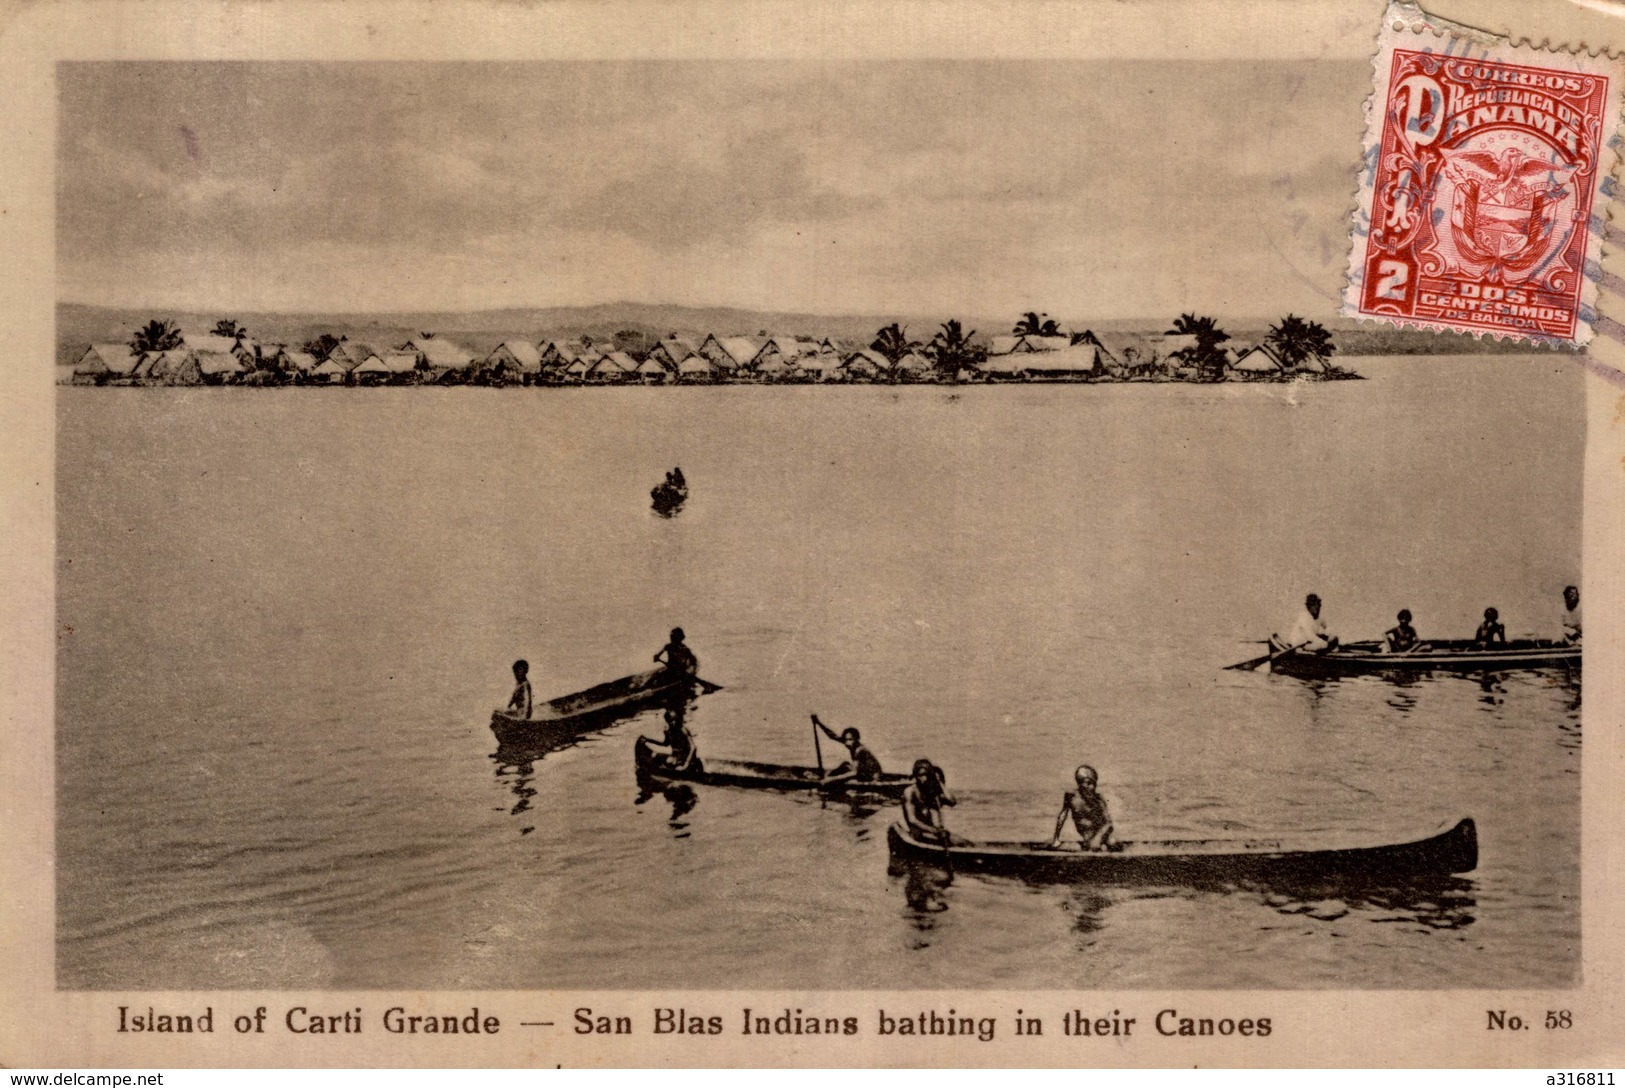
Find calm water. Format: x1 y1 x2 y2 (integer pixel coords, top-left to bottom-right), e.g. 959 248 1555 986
56 357 1582 990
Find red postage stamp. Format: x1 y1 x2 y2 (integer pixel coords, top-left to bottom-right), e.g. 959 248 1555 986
1346 1 1625 345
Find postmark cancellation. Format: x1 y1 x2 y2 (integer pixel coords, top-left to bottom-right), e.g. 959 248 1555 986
1345 0 1625 345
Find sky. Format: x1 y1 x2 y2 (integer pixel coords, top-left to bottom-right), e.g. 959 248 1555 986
58 60 1369 321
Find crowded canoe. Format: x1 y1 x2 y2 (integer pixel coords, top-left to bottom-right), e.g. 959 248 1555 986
1234 587 1581 676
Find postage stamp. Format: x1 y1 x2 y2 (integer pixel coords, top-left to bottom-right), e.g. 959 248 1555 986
1345 0 1625 345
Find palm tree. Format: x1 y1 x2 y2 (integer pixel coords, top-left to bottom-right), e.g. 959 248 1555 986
304 333 343 362
212 319 246 342
870 323 919 365
927 319 983 381
1264 314 1336 372
1013 311 1062 337
1167 313 1230 380
129 319 183 355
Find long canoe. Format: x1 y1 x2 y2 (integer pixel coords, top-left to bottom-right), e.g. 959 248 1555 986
636 750 912 798
887 817 1477 881
1270 639 1579 679
490 668 701 747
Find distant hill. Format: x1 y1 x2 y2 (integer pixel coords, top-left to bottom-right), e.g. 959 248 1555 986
56 300 1572 368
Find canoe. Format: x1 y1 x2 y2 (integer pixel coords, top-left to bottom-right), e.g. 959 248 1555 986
651 482 688 512
490 668 702 747
635 749 912 798
1270 638 1579 679
886 817 1477 881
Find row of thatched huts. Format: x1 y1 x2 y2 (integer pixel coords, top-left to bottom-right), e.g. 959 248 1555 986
64 327 1322 387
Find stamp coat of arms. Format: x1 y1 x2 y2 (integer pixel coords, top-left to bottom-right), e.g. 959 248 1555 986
1346 1 1625 344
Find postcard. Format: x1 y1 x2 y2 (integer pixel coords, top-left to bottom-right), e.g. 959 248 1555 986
2 0 1623 1069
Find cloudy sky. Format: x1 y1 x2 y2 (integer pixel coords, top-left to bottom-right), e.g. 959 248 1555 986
59 61 1366 320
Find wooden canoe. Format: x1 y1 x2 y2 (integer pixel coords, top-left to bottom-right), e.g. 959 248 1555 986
635 749 912 798
1270 639 1579 679
887 817 1477 881
490 668 702 747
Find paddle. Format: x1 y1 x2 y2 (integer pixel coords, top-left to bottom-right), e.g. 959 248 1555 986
1226 640 1310 671
810 714 825 775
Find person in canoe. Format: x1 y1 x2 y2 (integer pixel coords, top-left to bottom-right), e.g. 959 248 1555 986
1048 764 1115 851
637 705 700 773
901 759 959 845
506 659 534 719
1562 585 1582 644
1384 609 1422 653
654 627 698 678
1271 593 1338 655
1475 607 1507 647
667 466 686 491
814 716 883 784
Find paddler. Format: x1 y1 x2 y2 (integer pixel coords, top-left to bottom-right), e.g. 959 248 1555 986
638 705 699 773
814 716 884 783
1475 607 1507 647
654 627 699 677
1271 593 1338 655
506 659 533 719
1384 609 1421 653
901 759 957 845
1048 764 1115 851
1561 586 1581 644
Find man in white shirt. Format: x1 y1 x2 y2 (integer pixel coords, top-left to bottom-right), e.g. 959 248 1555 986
1561 585 1581 644
1272 593 1338 654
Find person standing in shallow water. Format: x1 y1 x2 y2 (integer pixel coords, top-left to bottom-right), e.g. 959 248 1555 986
507 659 533 719
1049 765 1114 851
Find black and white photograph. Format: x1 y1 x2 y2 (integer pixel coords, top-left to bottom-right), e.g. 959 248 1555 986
5 0 1623 1070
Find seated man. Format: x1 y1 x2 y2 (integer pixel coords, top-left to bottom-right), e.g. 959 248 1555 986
1475 607 1507 647
1271 593 1338 655
1561 586 1581 645
814 716 883 782
1048 764 1115 851
1384 609 1421 653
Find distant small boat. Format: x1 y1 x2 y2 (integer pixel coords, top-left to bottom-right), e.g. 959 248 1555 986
490 668 706 747
886 817 1478 881
1270 639 1579 679
651 472 688 515
635 747 912 798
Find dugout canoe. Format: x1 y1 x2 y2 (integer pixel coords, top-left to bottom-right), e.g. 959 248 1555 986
1269 639 1579 679
635 749 912 798
490 668 704 747
886 817 1477 881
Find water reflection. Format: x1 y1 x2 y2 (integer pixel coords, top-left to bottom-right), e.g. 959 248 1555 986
888 858 1476 942
1063 888 1112 944
634 775 699 832
891 861 952 943
1252 875 1476 932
